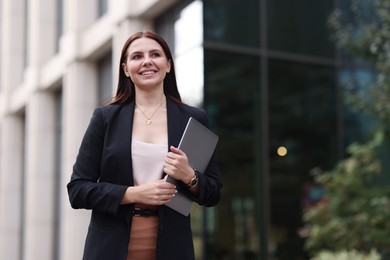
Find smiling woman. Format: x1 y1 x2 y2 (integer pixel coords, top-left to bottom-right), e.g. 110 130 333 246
66 30 222 260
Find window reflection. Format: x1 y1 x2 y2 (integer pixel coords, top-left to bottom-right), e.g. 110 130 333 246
54 89 63 260
268 59 337 259
23 0 29 71
98 0 108 17
205 49 261 259
340 68 377 145
56 0 64 53
267 0 334 58
97 52 113 105
174 0 204 106
204 0 259 48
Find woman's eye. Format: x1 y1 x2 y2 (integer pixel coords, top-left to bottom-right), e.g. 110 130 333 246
132 55 142 60
151 52 161 58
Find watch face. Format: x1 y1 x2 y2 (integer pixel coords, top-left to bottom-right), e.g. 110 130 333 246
190 178 198 187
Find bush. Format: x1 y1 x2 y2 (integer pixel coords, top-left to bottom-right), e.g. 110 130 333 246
302 1 390 258
301 133 390 257
312 249 380 260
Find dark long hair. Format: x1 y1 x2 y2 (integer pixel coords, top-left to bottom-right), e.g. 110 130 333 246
110 30 182 105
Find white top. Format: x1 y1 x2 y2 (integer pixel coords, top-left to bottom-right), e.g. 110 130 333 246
131 140 167 186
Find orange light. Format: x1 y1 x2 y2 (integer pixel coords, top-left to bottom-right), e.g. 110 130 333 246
277 146 287 157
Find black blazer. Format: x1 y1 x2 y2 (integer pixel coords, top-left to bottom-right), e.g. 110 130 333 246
67 98 221 260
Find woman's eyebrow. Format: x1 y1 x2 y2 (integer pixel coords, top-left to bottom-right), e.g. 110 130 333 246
130 49 162 55
130 50 142 55
149 49 163 53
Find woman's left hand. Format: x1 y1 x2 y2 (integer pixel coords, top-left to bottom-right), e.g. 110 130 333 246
164 146 194 185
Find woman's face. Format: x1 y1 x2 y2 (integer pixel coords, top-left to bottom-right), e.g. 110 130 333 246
122 37 171 91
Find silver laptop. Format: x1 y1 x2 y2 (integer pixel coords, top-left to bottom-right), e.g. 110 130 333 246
164 117 219 216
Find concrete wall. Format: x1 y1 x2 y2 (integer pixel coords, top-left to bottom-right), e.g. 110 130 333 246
0 0 180 259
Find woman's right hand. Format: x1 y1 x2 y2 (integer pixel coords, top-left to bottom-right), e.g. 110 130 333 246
121 179 177 205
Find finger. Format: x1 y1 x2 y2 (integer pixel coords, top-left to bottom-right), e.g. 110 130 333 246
163 164 172 174
165 162 179 173
165 152 177 161
159 189 177 198
170 146 185 155
164 157 176 165
154 191 177 204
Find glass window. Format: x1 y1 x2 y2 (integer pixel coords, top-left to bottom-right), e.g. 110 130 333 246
21 112 27 259
54 89 63 260
336 0 377 63
156 0 204 107
23 0 30 70
204 0 260 48
56 0 64 53
174 0 203 106
340 68 377 145
98 0 108 17
204 49 261 259
267 0 334 58
268 59 337 259
97 52 113 105
339 0 377 27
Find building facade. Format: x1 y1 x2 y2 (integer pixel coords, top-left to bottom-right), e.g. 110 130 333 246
0 0 375 260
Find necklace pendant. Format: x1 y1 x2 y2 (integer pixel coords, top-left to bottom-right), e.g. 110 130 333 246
146 119 152 125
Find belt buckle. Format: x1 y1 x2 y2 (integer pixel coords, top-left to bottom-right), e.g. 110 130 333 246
133 208 141 217
133 208 157 217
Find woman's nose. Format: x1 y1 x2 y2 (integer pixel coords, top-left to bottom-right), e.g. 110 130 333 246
142 56 152 66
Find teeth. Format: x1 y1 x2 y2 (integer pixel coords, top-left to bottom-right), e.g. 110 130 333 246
142 71 155 75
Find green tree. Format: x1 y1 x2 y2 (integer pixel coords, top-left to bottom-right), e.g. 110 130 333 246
302 0 390 258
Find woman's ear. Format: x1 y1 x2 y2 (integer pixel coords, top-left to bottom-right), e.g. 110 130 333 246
122 63 129 77
167 59 172 73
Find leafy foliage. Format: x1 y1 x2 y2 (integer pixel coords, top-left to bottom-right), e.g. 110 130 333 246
302 133 390 256
328 0 390 130
302 0 390 258
313 249 380 260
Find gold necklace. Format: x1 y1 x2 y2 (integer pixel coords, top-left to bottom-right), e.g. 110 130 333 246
135 98 166 125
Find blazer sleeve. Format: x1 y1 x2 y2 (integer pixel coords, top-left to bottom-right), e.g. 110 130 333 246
67 107 128 217
185 111 222 207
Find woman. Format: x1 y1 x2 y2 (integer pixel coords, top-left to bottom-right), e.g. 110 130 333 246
67 30 221 260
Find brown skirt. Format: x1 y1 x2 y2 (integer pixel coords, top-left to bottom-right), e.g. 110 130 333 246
127 205 159 260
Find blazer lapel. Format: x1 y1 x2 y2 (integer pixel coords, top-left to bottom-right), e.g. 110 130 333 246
116 101 135 185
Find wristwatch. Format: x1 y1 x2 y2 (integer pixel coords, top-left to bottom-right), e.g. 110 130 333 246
187 170 199 188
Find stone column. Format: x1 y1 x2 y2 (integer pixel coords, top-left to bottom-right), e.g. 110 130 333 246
60 61 97 260
0 0 26 90
27 0 57 67
0 0 27 258
0 116 24 260
59 0 98 259
23 91 56 260
20 0 61 259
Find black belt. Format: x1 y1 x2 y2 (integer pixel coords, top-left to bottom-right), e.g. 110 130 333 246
132 208 158 217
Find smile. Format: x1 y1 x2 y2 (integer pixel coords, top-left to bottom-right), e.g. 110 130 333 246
140 70 156 75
